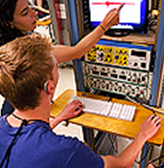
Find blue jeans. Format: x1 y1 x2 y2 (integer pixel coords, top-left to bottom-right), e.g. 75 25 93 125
1 100 14 116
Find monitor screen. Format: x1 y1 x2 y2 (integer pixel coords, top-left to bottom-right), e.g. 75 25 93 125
89 0 148 36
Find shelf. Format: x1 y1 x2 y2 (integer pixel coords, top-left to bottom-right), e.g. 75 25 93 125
101 31 156 45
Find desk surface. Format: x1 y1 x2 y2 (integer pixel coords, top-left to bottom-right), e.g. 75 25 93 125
50 89 164 145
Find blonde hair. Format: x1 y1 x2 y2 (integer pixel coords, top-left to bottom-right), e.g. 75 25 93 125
0 33 54 110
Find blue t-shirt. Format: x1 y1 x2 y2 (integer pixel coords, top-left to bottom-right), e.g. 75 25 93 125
0 116 104 168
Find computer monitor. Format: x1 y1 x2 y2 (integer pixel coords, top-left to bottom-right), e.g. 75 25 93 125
89 0 149 36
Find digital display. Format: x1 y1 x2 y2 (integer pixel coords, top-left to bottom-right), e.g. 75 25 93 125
89 0 148 35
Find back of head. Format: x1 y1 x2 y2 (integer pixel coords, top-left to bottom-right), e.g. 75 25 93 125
0 33 54 110
0 0 24 46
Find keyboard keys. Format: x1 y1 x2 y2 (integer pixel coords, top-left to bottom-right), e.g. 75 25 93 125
109 103 122 118
71 96 136 121
119 105 128 120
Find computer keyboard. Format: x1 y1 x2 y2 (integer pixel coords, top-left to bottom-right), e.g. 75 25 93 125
71 96 136 121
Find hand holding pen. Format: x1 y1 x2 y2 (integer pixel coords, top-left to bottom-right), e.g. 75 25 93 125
100 3 124 32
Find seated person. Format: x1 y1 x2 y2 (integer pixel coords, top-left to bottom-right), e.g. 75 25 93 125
0 34 161 168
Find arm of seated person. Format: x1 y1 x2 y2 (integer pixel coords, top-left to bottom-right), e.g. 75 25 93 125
50 100 83 129
101 115 161 168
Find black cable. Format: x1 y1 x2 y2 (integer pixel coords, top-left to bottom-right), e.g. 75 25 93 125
125 95 164 116
108 96 112 102
0 114 48 168
146 155 164 167
0 119 27 168
108 134 118 154
135 145 153 164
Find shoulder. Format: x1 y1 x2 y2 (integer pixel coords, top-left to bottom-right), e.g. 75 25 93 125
47 134 104 168
48 133 82 150
0 115 10 130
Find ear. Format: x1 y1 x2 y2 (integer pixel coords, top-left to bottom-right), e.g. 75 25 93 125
8 21 14 28
47 81 54 94
44 81 54 94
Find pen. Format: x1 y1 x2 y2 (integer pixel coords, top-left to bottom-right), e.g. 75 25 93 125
117 3 124 13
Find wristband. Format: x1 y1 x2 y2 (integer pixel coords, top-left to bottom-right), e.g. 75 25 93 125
99 24 105 32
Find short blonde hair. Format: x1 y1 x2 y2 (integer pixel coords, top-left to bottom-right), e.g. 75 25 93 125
0 33 54 110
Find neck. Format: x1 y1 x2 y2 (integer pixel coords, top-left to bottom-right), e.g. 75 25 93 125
7 93 51 127
7 108 49 127
14 108 50 122
7 92 51 126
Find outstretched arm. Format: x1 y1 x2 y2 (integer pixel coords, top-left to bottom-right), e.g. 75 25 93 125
50 100 83 129
101 115 161 168
36 0 43 8
52 5 123 63
35 0 49 14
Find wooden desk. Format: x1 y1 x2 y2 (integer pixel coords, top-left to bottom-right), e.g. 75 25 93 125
50 89 164 145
